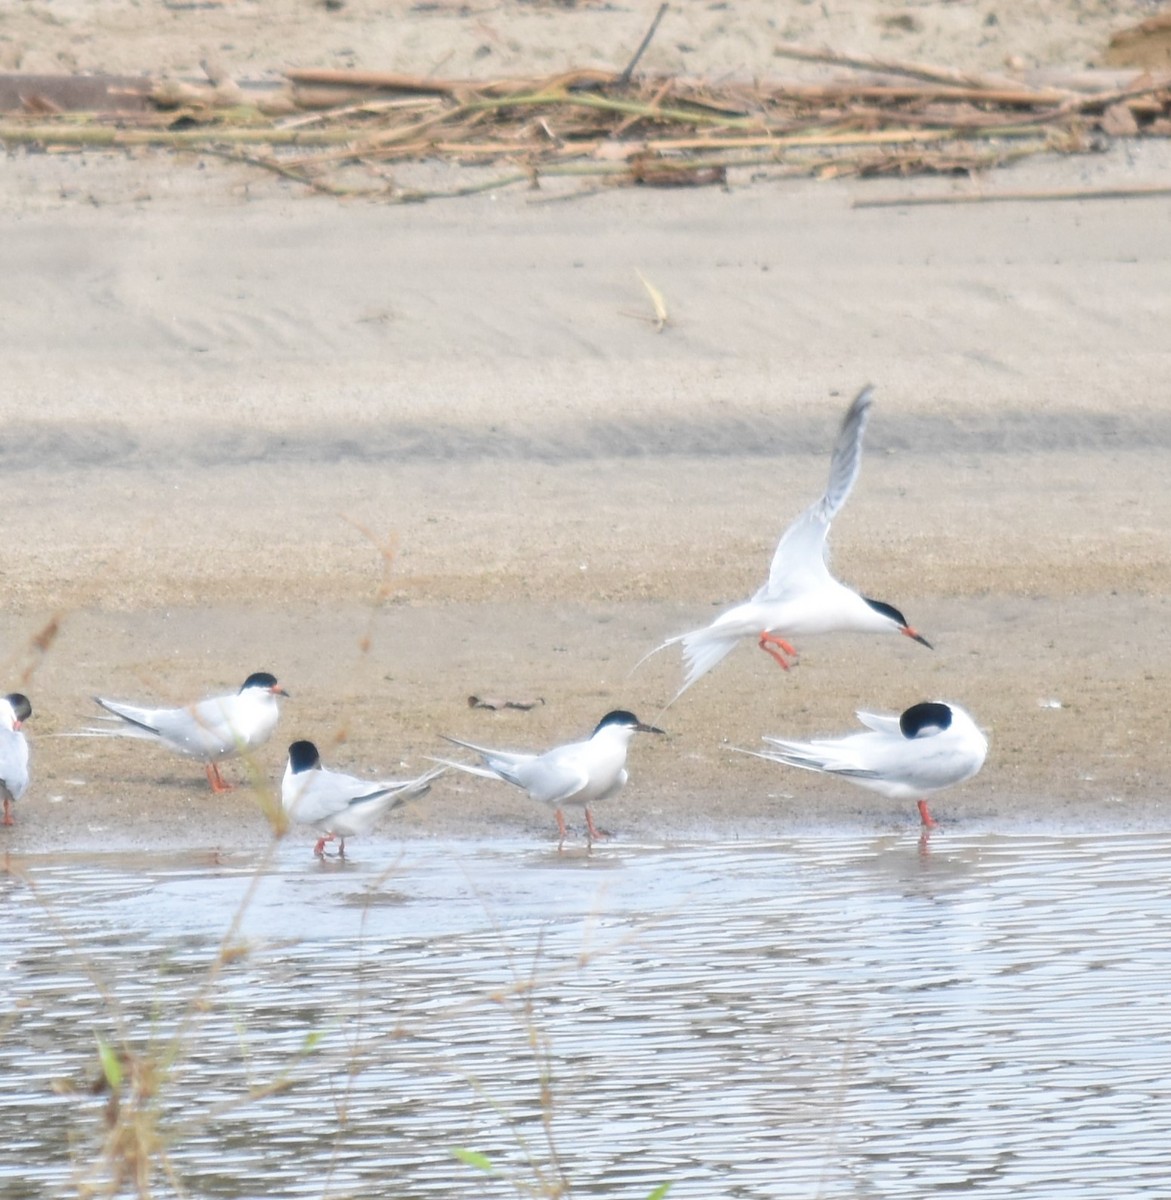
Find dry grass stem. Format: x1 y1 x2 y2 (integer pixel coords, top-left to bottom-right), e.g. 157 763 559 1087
635 269 670 332
1 49 1168 199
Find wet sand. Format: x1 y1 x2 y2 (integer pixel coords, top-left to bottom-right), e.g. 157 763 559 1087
2 4 1170 850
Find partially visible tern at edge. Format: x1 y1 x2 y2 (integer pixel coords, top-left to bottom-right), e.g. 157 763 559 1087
0 692 32 826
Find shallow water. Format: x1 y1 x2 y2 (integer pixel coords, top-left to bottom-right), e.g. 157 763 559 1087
3 831 1171 1198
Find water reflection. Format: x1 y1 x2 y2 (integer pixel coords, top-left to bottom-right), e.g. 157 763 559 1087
3 832 1171 1197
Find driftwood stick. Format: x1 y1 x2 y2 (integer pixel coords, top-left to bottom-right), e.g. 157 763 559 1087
285 67 617 99
761 82 1073 106
853 183 1171 209
1056 78 1171 115
0 121 356 147
771 39 1059 95
276 96 440 130
615 77 673 135
285 68 461 95
644 125 1046 152
502 89 765 130
198 145 383 195
616 3 669 87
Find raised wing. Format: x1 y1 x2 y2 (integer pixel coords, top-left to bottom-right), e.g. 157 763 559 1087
854 710 902 736
757 385 874 601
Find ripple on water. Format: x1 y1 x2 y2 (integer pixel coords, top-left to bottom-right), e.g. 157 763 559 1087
2 831 1171 1197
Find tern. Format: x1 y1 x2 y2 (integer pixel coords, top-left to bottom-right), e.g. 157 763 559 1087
79 672 288 792
0 693 32 827
282 739 445 857
738 700 987 829
432 709 664 847
640 385 930 702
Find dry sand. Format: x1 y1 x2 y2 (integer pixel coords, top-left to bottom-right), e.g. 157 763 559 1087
1 1 1170 850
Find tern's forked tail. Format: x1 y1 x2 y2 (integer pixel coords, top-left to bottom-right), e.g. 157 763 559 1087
668 626 742 703
631 623 741 711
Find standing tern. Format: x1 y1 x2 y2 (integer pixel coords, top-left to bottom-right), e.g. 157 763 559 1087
79 671 288 792
641 385 930 702
282 739 445 857
738 700 987 829
0 693 32 826
432 709 664 847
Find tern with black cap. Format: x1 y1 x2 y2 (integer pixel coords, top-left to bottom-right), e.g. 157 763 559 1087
282 739 444 857
432 709 664 847
77 672 288 792
737 701 987 829
638 385 931 703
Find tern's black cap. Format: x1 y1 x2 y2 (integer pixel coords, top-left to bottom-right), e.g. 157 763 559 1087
900 702 953 739
241 672 284 694
593 710 665 736
287 740 321 773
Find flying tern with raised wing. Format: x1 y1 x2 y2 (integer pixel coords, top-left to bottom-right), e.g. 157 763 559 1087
640 385 930 702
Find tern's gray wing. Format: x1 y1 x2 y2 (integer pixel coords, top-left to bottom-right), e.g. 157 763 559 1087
94 693 238 755
761 726 962 791
756 729 886 777
524 759 592 806
496 738 593 805
756 385 874 602
286 769 398 825
92 696 168 737
430 750 588 804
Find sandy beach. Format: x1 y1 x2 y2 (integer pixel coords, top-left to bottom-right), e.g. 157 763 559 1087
2 0 1170 850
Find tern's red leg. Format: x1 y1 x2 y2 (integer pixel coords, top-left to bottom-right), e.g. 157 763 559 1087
555 808 567 851
757 632 798 670
313 833 336 858
917 800 939 830
584 808 611 848
206 762 234 793
2 796 12 827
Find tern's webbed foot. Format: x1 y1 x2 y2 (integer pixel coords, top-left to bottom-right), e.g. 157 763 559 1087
757 632 798 670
